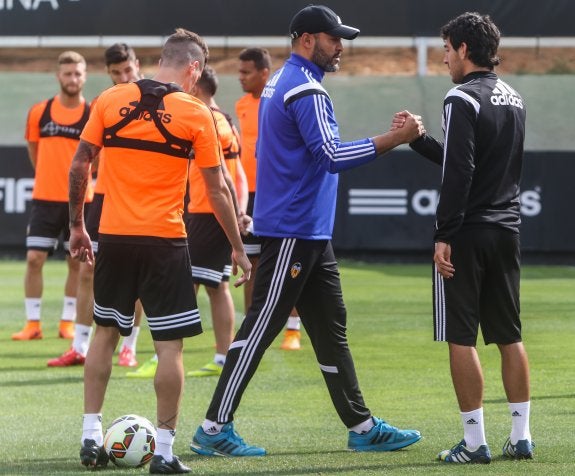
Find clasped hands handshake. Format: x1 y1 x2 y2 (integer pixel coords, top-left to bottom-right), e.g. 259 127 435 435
390 110 426 144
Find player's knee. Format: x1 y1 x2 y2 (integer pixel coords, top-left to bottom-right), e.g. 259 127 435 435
26 250 47 269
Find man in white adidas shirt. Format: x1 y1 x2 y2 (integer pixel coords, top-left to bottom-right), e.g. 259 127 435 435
400 11 533 464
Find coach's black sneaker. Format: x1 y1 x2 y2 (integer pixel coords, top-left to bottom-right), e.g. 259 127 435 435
80 438 109 469
149 455 191 474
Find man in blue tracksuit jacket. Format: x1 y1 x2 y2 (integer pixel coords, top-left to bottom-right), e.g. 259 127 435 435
192 4 425 456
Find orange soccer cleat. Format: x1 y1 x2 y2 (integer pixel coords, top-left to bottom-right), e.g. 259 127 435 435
118 346 138 367
58 320 75 339
11 321 43 340
280 329 301 351
47 348 86 367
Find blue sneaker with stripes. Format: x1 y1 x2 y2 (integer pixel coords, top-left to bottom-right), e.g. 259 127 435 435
502 437 534 459
438 439 491 464
190 423 266 457
348 417 422 452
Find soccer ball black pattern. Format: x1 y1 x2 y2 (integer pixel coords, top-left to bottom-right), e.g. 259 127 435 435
103 414 156 468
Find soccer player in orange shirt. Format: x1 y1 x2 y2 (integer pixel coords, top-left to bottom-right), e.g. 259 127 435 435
14 51 92 342
47 43 145 368
236 48 303 350
70 29 250 473
187 66 249 377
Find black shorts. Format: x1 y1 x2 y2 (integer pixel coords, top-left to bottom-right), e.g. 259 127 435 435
26 199 90 253
433 226 521 346
186 213 232 288
242 192 261 257
93 238 202 341
85 193 104 253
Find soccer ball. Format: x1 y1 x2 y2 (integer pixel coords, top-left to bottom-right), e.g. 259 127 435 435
103 414 156 468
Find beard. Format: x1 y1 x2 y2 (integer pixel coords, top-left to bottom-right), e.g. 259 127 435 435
60 83 81 98
311 44 340 73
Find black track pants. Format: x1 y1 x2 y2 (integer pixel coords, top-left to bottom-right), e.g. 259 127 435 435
205 237 371 428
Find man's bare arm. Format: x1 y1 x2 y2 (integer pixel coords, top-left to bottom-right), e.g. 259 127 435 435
26 142 38 170
69 140 100 227
201 165 251 286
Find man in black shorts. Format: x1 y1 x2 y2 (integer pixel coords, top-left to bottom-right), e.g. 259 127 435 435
47 43 145 368
403 11 533 464
69 29 250 474
15 51 91 342
186 65 249 377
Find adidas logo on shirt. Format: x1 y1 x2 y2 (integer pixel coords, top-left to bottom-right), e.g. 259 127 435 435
490 80 524 109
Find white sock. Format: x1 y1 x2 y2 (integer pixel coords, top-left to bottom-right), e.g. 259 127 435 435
509 401 531 444
121 326 140 352
73 324 92 356
202 419 224 435
61 296 77 321
286 316 301 330
25 298 42 321
82 413 103 446
460 408 487 451
154 428 175 462
214 353 226 366
349 417 374 434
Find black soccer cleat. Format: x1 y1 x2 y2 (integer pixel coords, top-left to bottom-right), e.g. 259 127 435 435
80 438 109 469
149 455 191 474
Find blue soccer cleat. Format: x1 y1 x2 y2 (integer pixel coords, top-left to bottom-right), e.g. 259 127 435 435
502 437 534 459
348 417 422 452
190 423 266 457
437 439 491 464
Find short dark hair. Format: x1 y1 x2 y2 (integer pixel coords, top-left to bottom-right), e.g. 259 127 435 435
238 47 271 71
441 12 500 69
104 43 137 66
196 65 218 97
161 28 209 69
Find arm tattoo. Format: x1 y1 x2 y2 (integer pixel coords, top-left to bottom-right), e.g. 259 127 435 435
69 140 100 227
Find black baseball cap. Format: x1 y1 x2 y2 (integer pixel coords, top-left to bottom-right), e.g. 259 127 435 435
289 4 360 40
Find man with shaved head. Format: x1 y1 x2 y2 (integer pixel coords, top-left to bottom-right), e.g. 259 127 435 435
70 28 251 474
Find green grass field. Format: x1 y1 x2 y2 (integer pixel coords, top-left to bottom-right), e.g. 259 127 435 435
0 259 573 475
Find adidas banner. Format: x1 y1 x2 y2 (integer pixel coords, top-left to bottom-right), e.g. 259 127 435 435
0 147 573 258
333 150 574 255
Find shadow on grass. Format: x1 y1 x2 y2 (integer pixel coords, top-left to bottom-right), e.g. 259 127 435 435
4 448 540 475
205 463 441 476
2 460 442 476
185 448 441 475
1 375 82 387
0 365 70 372
485 393 575 404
